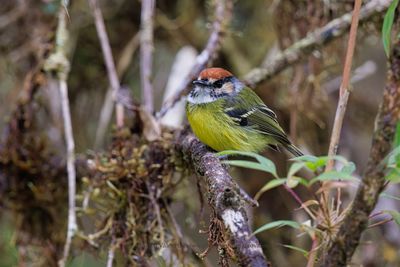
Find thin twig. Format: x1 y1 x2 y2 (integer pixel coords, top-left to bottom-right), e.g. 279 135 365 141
145 181 165 245
244 0 392 87
43 2 77 266
140 0 155 113
106 244 115 267
59 78 77 267
325 0 362 171
157 0 232 119
0 0 26 29
94 32 140 148
367 218 393 229
88 0 124 127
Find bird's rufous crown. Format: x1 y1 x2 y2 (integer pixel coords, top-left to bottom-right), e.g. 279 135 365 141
198 68 233 80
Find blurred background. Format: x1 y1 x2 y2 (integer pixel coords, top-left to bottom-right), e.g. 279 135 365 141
0 0 399 266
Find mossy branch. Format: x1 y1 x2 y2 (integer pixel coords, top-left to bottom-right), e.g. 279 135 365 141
177 132 270 267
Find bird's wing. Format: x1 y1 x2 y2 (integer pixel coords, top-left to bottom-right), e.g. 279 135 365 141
224 88 291 146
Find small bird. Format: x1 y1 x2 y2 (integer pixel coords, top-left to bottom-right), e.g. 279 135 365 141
185 67 303 157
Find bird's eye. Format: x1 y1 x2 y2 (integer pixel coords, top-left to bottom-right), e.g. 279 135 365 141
214 80 224 88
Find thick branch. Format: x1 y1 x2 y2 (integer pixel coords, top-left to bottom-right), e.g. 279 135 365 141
157 0 232 118
244 0 392 87
323 40 400 266
178 133 269 267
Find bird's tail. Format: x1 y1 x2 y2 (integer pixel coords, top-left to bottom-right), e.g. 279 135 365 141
286 144 304 157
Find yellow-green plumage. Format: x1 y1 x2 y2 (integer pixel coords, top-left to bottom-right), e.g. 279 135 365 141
186 67 303 157
186 93 270 152
186 86 300 154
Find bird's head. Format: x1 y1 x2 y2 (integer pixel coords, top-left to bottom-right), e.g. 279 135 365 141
188 67 244 104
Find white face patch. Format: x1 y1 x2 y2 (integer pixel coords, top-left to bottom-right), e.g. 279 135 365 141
187 85 216 104
187 78 244 104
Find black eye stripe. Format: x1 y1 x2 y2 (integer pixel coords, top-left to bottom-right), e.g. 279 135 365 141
213 76 233 88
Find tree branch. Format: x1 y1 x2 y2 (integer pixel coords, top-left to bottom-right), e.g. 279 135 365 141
88 0 124 127
140 0 155 113
323 39 400 266
244 0 392 87
157 0 232 118
177 132 269 267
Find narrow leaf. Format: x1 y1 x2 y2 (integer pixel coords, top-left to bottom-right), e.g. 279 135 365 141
383 210 400 226
309 171 357 185
282 244 309 257
254 179 287 200
253 220 300 235
218 150 277 177
381 192 400 201
222 160 270 173
382 0 399 57
288 162 306 179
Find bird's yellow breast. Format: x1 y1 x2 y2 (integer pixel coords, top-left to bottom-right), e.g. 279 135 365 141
186 101 268 152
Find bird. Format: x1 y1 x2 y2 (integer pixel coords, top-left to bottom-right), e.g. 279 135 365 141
185 67 303 157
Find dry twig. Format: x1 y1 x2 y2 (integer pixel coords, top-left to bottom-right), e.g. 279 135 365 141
95 32 140 148
157 0 232 118
88 0 124 127
140 0 155 113
325 0 362 171
43 1 76 266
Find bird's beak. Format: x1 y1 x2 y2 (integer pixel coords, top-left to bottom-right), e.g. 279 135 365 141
192 80 209 86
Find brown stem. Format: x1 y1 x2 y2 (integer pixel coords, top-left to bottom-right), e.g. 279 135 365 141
323 39 400 267
325 0 362 171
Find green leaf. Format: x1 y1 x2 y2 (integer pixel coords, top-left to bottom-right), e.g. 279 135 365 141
290 155 319 162
253 220 300 235
282 244 309 257
341 161 356 174
221 160 269 172
386 168 400 183
388 145 400 168
254 179 287 200
383 210 400 226
288 162 306 179
292 154 352 172
388 122 400 167
381 192 400 201
309 171 357 185
286 176 301 188
382 0 400 57
394 122 400 148
218 150 277 177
